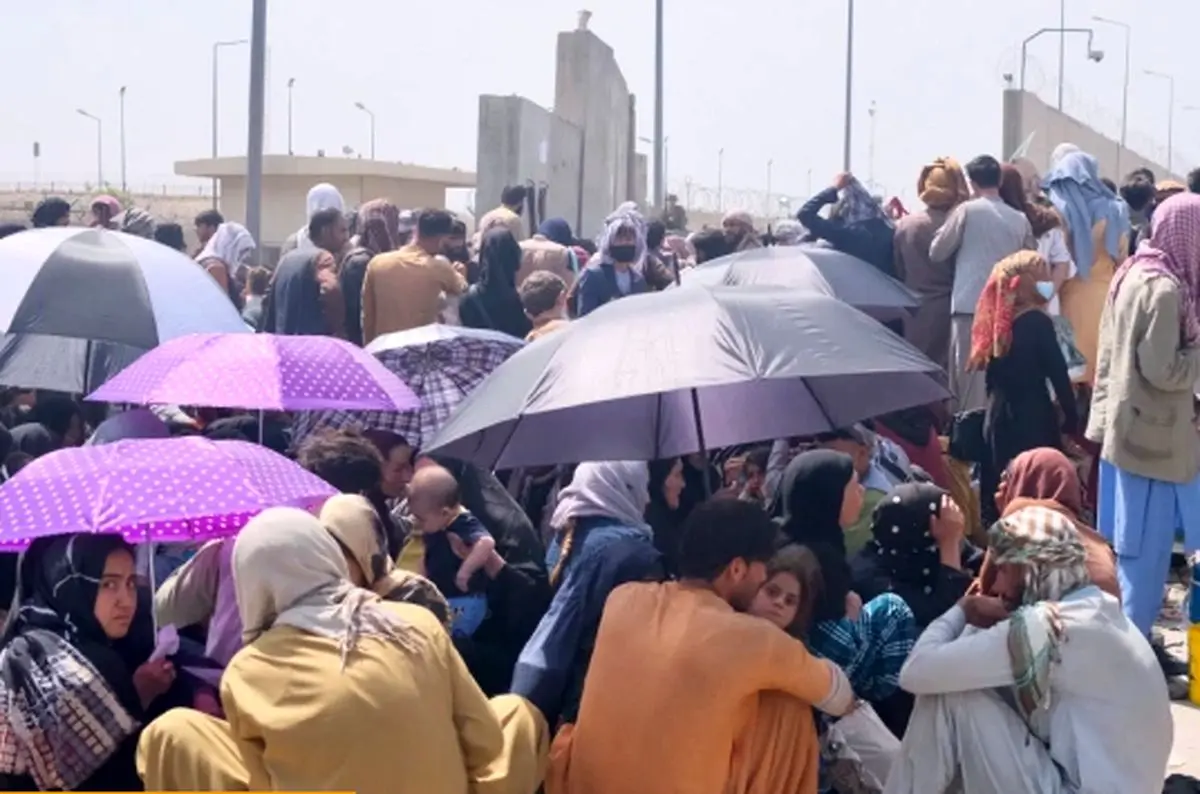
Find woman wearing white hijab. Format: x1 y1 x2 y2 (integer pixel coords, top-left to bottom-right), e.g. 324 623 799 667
196 222 256 306
281 183 346 255
137 507 547 794
510 461 665 727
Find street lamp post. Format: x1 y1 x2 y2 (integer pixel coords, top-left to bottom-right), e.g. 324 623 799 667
766 159 773 219
246 0 268 262
1057 0 1066 110
354 102 376 159
1145 69 1176 174
1092 16 1131 175
118 86 127 192
211 38 249 208
639 135 669 205
717 148 725 212
652 0 665 212
842 0 854 172
287 77 296 155
76 109 102 188
1020 28 1104 98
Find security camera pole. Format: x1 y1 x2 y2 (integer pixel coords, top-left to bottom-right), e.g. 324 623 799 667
1019 27 1102 103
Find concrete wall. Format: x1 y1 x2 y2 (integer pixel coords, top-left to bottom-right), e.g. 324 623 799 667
554 29 634 237
475 95 584 235
1002 89 1183 182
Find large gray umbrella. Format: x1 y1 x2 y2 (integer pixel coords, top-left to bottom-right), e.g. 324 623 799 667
681 244 919 322
425 285 947 468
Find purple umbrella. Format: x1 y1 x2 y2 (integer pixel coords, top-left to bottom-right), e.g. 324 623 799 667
0 437 336 548
86 333 420 412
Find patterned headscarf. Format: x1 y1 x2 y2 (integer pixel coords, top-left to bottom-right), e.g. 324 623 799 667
832 175 892 228
917 157 970 212
357 199 400 255
1110 192 1200 344
119 208 156 238
968 250 1048 371
868 483 946 593
988 505 1090 723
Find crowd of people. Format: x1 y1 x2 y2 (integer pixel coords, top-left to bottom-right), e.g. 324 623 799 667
0 140 1194 793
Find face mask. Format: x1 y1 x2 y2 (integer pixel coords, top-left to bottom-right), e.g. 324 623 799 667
609 244 637 263
1035 281 1055 300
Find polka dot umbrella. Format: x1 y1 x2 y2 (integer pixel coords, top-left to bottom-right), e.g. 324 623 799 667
0 437 337 548
86 332 420 412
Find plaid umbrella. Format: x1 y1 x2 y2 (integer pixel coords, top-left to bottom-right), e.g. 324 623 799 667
293 324 524 449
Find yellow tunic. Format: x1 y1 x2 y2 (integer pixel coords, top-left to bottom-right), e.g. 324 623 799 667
1058 220 1128 384
137 602 547 794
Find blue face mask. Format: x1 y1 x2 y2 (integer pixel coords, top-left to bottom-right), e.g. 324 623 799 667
1035 281 1056 300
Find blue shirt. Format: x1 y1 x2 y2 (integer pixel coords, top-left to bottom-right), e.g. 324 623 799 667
424 511 490 596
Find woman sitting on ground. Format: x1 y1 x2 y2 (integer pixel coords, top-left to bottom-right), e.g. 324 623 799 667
777 451 917 712
138 507 547 794
887 505 1171 794
0 534 175 791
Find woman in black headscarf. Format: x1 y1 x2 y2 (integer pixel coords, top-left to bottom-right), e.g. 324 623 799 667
31 197 72 228
460 227 532 339
645 457 687 576
0 534 175 791
778 450 916 721
850 482 974 632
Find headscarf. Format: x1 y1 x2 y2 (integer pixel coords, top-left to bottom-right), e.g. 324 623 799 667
233 507 419 667
197 222 256 268
999 164 1060 238
549 461 651 533
538 217 574 247
1004 448 1083 516
31 197 72 228
917 157 971 211
464 227 531 338
357 199 399 255
118 207 155 238
90 195 121 228
1049 143 1080 167
968 250 1048 370
1042 150 1129 277
778 450 856 623
320 494 451 626
988 505 1090 723
832 175 893 228
868 482 946 594
0 534 141 791
1156 180 1187 203
597 214 647 269
1110 192 1200 344
294 183 345 251
772 220 805 246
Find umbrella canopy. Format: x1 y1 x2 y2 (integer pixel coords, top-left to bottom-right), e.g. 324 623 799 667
87 333 421 412
294 324 524 449
425 286 948 468
681 244 919 321
0 437 336 548
0 228 250 391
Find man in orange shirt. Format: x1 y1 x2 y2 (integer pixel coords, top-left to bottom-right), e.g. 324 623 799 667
547 499 855 794
360 209 466 343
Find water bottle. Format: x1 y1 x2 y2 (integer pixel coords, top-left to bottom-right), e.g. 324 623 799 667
1190 557 1200 706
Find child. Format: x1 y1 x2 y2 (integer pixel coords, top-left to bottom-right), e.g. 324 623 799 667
519 270 570 342
405 465 495 637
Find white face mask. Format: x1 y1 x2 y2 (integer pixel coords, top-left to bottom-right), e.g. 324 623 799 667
1035 281 1056 300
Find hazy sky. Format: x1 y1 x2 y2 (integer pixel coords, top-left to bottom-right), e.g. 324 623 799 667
3 0 1197 206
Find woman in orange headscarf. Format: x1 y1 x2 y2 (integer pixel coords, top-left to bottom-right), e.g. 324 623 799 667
974 447 1119 601
970 251 1079 525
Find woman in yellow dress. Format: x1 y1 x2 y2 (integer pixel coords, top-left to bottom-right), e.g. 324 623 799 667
137 507 547 794
1041 147 1131 384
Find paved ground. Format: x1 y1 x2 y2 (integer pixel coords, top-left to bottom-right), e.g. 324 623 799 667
1162 581 1198 780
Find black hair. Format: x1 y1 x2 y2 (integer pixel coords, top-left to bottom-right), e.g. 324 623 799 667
965 155 1002 189
194 209 224 228
645 219 667 250
1188 168 1200 195
296 429 384 494
31 197 72 228
449 219 468 237
1100 177 1117 194
29 394 80 437
745 445 771 472
1130 167 1156 184
246 266 271 296
153 222 186 251
676 499 779 581
308 207 343 242
416 209 454 238
575 238 597 256
0 224 26 240
362 429 414 460
1120 176 1156 212
691 228 730 264
501 184 529 207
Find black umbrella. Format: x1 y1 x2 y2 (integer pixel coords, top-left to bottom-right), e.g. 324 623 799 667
0 228 250 392
680 244 919 322
425 285 947 469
